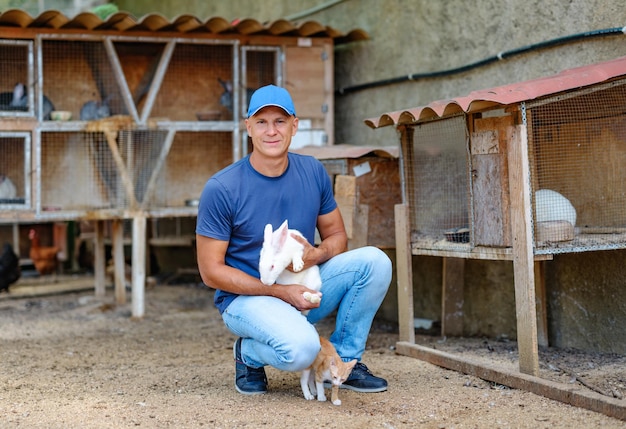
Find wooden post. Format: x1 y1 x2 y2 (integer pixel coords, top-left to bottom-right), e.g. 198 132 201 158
93 220 106 297
535 261 549 347
112 219 126 305
442 257 465 336
131 215 147 318
394 203 415 343
507 124 539 376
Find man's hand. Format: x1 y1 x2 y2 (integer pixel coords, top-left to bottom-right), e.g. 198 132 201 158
273 284 322 312
289 233 323 270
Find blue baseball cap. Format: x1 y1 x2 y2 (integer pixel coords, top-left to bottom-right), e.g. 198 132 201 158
247 85 296 118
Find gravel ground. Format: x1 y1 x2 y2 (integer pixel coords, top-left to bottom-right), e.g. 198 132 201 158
0 277 624 428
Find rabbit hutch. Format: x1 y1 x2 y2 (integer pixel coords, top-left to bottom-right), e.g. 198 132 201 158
0 9 366 316
292 144 401 250
366 56 626 384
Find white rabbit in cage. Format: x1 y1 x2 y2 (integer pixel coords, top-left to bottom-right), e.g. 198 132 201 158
535 189 577 227
0 175 17 199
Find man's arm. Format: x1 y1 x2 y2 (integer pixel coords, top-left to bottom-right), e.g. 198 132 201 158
196 234 320 311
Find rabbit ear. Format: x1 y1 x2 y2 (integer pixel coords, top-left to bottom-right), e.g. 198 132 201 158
264 223 273 243
273 220 289 249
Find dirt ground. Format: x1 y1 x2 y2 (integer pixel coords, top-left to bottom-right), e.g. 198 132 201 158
1 275 624 429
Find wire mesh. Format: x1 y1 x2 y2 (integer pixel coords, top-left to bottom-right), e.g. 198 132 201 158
148 131 233 208
242 48 279 117
151 42 235 121
42 40 119 121
0 41 31 117
40 132 111 211
528 79 626 252
0 134 27 205
405 116 470 250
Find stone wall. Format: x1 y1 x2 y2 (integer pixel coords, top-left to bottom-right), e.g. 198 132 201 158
113 0 626 354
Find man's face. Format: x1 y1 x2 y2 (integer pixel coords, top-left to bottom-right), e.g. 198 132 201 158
245 106 298 158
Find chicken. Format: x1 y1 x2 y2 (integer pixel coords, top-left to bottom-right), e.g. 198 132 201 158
0 242 21 292
0 174 17 199
28 229 59 275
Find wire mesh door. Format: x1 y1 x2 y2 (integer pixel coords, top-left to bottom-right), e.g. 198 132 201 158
40 128 171 212
527 79 626 253
0 133 29 207
404 115 470 250
0 40 33 118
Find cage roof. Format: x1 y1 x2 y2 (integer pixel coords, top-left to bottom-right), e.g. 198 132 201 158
0 9 368 44
364 55 626 129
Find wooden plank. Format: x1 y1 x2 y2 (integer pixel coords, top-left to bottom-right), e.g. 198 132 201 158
334 175 357 239
535 261 549 347
472 154 508 245
0 118 36 131
411 246 553 261
507 124 539 376
350 157 401 248
93 220 106 297
103 38 140 123
348 204 368 250
137 40 176 125
472 115 513 247
396 341 626 422
441 257 465 336
131 215 146 318
104 130 138 209
139 128 176 209
112 219 126 305
395 204 415 343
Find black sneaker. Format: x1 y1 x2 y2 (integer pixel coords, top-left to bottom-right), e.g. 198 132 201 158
233 338 267 395
326 362 388 393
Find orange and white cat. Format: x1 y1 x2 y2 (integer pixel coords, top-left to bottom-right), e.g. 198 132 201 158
300 336 357 405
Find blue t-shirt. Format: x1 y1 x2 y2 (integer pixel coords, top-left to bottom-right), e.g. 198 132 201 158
195 152 337 313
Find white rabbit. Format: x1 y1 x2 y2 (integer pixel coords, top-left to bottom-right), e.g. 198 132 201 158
0 174 17 199
259 220 322 313
535 189 577 227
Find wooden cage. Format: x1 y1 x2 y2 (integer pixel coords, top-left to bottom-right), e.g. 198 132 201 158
365 56 626 377
0 9 366 316
293 144 401 249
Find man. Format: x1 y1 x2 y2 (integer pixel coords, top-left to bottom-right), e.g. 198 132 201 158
196 84 391 395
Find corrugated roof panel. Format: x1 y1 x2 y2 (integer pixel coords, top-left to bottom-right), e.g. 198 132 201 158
365 55 626 129
60 12 101 30
203 17 233 34
0 9 367 43
30 10 69 28
93 12 136 31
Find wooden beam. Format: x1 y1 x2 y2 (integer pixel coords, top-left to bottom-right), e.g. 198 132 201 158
103 38 140 123
394 203 415 343
396 341 626 422
131 215 146 318
507 124 539 376
442 257 465 336
138 40 176 125
93 220 106 297
112 219 126 305
535 261 549 347
139 128 176 209
104 130 138 209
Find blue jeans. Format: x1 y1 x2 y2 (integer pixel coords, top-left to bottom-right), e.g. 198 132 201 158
221 246 392 371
